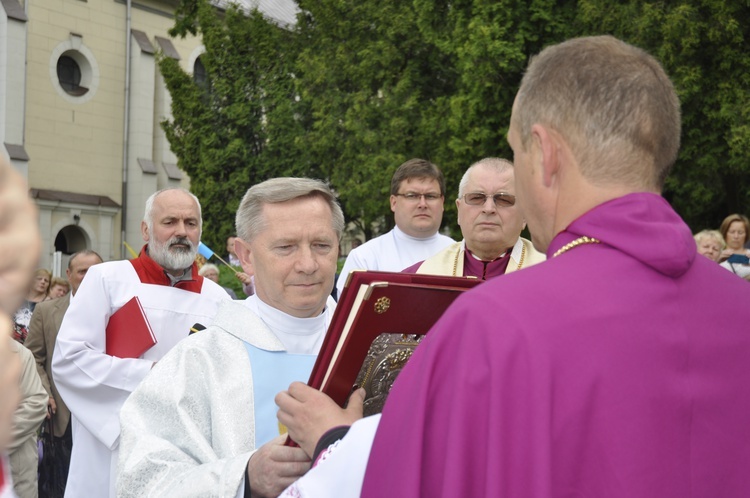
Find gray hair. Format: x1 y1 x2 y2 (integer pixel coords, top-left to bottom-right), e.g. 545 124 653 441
143 188 203 231
514 35 681 190
197 263 220 277
68 249 103 268
236 178 345 242
458 158 514 198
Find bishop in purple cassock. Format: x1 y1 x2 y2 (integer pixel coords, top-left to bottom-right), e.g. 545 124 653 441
277 36 750 498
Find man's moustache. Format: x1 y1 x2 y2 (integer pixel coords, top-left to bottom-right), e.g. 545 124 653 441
168 238 194 251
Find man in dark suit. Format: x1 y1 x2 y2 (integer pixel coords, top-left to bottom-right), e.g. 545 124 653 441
24 249 102 490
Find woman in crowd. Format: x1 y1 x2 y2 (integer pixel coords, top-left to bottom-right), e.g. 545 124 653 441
12 269 51 344
693 230 724 262
719 214 750 260
46 277 70 300
719 214 750 281
198 263 238 299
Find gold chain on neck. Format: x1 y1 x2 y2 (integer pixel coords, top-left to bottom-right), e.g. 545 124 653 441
552 236 601 258
453 242 527 276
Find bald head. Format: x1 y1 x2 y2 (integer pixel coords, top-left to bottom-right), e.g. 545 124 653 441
67 250 103 295
456 158 525 260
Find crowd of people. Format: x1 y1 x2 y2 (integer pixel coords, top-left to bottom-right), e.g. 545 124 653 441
693 214 750 281
1 34 749 498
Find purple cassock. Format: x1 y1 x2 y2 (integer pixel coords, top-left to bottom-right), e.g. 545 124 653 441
361 192 750 498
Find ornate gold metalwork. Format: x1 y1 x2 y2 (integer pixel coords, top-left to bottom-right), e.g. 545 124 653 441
552 236 601 258
374 296 390 314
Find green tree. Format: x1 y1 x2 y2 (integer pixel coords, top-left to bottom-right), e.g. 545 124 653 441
160 0 748 241
161 0 313 250
294 0 576 238
414 0 575 202
577 0 750 230
294 0 459 238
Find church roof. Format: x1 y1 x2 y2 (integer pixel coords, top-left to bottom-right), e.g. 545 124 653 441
216 0 299 27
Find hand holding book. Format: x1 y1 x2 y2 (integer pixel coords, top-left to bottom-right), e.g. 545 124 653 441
276 381 365 459
105 296 157 359
281 271 481 448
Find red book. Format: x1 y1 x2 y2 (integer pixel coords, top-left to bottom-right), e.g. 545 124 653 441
284 271 482 445
310 271 482 407
105 296 157 359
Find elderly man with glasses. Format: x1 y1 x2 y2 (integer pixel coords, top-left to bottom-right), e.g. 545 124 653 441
405 157 545 279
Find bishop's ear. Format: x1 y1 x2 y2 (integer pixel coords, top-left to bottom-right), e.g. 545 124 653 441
532 123 561 188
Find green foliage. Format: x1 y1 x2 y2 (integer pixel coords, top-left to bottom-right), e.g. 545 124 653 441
162 0 750 241
293 0 576 237
577 0 750 230
218 263 246 298
160 0 314 251
294 0 456 237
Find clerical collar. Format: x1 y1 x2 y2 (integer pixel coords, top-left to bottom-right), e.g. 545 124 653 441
465 242 507 263
244 295 328 337
243 295 330 355
393 225 443 242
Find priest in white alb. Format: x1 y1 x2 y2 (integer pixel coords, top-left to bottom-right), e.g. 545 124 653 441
51 189 229 498
335 158 454 297
117 178 346 498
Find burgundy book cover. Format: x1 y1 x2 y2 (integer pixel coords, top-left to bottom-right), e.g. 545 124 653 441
105 296 157 359
309 271 482 405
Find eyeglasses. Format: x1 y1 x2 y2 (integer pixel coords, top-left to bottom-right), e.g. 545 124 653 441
394 192 443 203
462 192 516 208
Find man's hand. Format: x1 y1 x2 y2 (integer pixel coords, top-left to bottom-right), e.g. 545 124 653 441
0 159 41 314
276 382 365 458
246 434 310 497
0 318 22 453
235 272 252 285
48 396 57 417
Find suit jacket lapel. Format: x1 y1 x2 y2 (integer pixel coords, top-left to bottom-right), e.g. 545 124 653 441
52 293 70 331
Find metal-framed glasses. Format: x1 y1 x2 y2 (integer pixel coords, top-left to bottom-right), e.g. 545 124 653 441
394 192 443 203
462 192 516 208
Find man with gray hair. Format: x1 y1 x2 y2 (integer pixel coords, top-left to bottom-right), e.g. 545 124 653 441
405 157 544 278
118 178 344 497
25 249 104 493
52 188 229 498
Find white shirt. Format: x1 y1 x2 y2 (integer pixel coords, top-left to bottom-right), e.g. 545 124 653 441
336 226 454 297
720 261 750 279
245 295 333 355
51 260 228 498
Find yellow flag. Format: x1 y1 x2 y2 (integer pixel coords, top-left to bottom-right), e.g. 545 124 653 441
123 241 139 259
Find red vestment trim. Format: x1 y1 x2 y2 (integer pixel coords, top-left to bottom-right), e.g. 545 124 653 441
129 245 204 294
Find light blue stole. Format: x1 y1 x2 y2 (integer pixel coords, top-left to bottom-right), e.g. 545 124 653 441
243 342 316 447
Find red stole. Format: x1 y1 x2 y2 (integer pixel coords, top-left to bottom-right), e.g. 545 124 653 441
129 245 204 293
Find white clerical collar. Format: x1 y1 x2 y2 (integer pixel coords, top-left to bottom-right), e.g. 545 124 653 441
243 295 333 355
393 225 442 242
243 295 328 337
462 239 508 262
